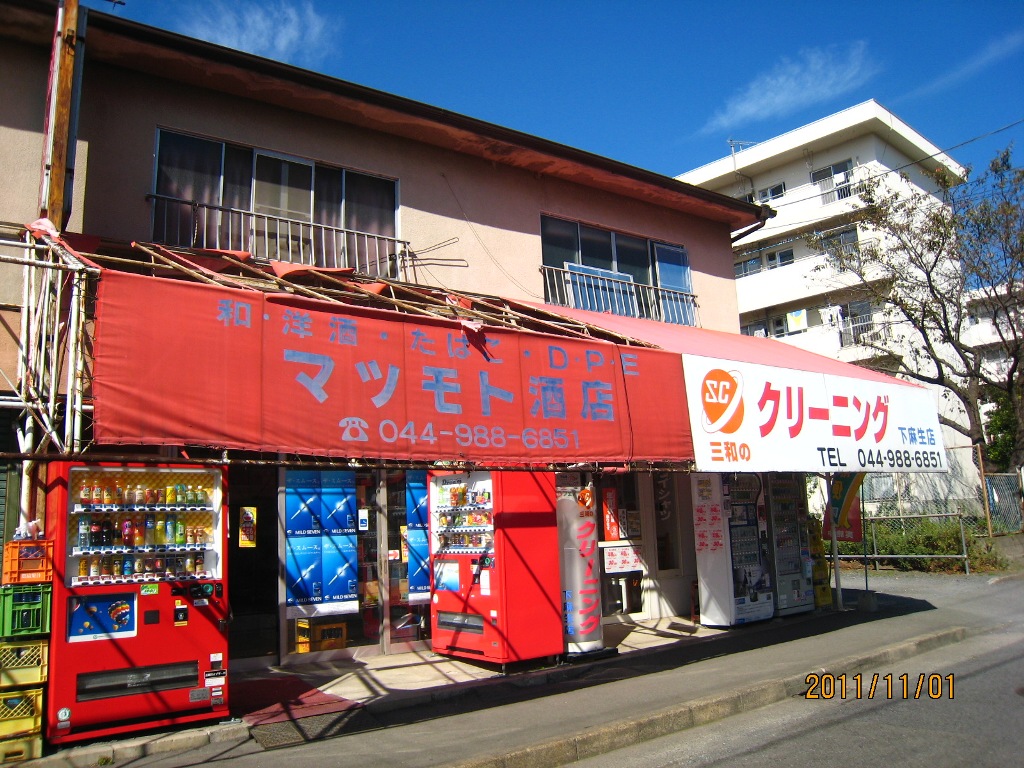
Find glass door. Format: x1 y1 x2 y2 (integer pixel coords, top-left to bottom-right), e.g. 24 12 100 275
382 471 430 652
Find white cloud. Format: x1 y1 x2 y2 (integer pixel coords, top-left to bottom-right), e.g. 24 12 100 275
179 0 337 70
701 42 880 134
904 29 1024 101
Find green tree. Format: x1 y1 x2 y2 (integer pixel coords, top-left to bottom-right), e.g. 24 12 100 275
811 147 1023 469
984 388 1017 471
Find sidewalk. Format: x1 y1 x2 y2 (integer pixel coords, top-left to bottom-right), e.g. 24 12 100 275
34 573 1011 768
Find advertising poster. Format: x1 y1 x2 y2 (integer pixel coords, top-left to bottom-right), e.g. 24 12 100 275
321 533 359 605
602 487 620 541
67 594 138 642
319 470 358 533
284 470 322 537
405 470 431 603
285 536 322 607
284 469 359 616
239 506 257 547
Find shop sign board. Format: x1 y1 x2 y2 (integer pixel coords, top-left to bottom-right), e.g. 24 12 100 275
93 272 692 465
681 354 947 473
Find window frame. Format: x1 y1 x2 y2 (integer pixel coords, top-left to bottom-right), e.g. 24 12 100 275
757 182 786 202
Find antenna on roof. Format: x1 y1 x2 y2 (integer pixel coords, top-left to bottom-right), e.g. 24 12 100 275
728 139 757 156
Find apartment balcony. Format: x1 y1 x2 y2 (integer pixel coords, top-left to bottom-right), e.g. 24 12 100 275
540 265 700 326
148 194 411 279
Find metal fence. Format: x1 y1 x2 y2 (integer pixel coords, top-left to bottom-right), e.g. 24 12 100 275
983 473 1023 536
856 445 1023 539
838 511 971 574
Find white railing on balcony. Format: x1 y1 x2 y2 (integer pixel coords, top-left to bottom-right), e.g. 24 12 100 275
148 194 409 279
840 315 890 348
540 265 699 326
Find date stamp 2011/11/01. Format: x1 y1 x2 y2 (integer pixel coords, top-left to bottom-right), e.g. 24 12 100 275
804 672 954 700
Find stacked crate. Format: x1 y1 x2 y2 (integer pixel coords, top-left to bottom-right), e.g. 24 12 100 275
0 541 52 762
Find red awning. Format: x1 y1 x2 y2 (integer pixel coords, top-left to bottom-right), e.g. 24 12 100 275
520 303 913 387
91 271 694 466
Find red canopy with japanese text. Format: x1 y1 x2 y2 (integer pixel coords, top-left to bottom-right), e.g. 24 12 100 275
91 271 693 465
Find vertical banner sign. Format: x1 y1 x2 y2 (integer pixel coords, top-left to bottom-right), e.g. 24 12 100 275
556 473 604 654
823 473 865 543
405 470 431 604
602 487 620 542
284 469 359 617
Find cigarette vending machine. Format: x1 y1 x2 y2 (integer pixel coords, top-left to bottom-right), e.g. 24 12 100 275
44 463 230 744
765 473 815 616
429 470 562 665
691 473 774 627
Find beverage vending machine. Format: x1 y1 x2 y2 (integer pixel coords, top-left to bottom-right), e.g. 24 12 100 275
44 462 230 744
429 470 562 666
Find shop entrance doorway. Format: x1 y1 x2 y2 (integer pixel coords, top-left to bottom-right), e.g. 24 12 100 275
280 468 430 660
227 464 279 665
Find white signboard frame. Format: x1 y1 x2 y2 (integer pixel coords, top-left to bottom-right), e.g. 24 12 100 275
682 354 947 474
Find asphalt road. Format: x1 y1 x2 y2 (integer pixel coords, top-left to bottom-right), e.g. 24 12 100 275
575 574 1024 768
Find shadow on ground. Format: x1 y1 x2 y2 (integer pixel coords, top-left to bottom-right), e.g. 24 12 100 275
246 587 936 749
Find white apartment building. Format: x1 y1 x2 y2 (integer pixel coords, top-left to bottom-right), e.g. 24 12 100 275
678 100 984 513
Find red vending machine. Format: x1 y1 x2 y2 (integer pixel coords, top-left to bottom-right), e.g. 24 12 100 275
44 462 230 744
429 470 562 665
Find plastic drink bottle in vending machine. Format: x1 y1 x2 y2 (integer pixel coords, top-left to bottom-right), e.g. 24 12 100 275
144 514 156 546
165 514 176 546
155 512 165 545
175 519 186 545
78 515 90 548
121 518 134 547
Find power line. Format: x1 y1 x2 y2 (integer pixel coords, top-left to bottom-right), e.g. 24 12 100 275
745 116 1024 218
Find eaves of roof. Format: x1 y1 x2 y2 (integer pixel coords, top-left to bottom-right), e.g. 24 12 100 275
4 0 763 231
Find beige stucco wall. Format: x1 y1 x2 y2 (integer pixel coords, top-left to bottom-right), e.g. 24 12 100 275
5 43 740 334
0 42 50 228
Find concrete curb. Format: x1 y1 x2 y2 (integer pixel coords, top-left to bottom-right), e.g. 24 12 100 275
448 626 969 768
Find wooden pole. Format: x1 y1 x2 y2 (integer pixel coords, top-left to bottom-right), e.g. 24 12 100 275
40 0 78 231
977 443 993 538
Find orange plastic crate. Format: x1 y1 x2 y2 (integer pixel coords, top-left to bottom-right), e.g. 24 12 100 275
1 542 53 586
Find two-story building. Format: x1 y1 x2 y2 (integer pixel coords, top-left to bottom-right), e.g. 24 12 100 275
0 0 770 669
1 2 947 707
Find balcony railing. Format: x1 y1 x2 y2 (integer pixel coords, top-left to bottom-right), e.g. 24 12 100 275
840 316 890 348
540 265 700 326
147 194 410 279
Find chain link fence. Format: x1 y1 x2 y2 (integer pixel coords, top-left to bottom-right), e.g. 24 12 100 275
825 445 1022 574
856 445 1023 538
840 511 971 574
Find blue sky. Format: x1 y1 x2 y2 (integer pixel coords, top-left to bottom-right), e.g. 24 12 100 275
83 0 1024 178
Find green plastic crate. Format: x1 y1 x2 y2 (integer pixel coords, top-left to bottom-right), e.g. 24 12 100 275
0 586 51 638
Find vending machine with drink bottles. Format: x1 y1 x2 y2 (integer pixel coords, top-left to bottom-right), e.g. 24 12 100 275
429 470 562 665
43 462 230 744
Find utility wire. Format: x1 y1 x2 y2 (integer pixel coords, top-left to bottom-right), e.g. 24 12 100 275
740 116 1024 219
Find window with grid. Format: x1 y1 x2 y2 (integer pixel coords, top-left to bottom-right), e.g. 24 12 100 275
811 159 854 203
